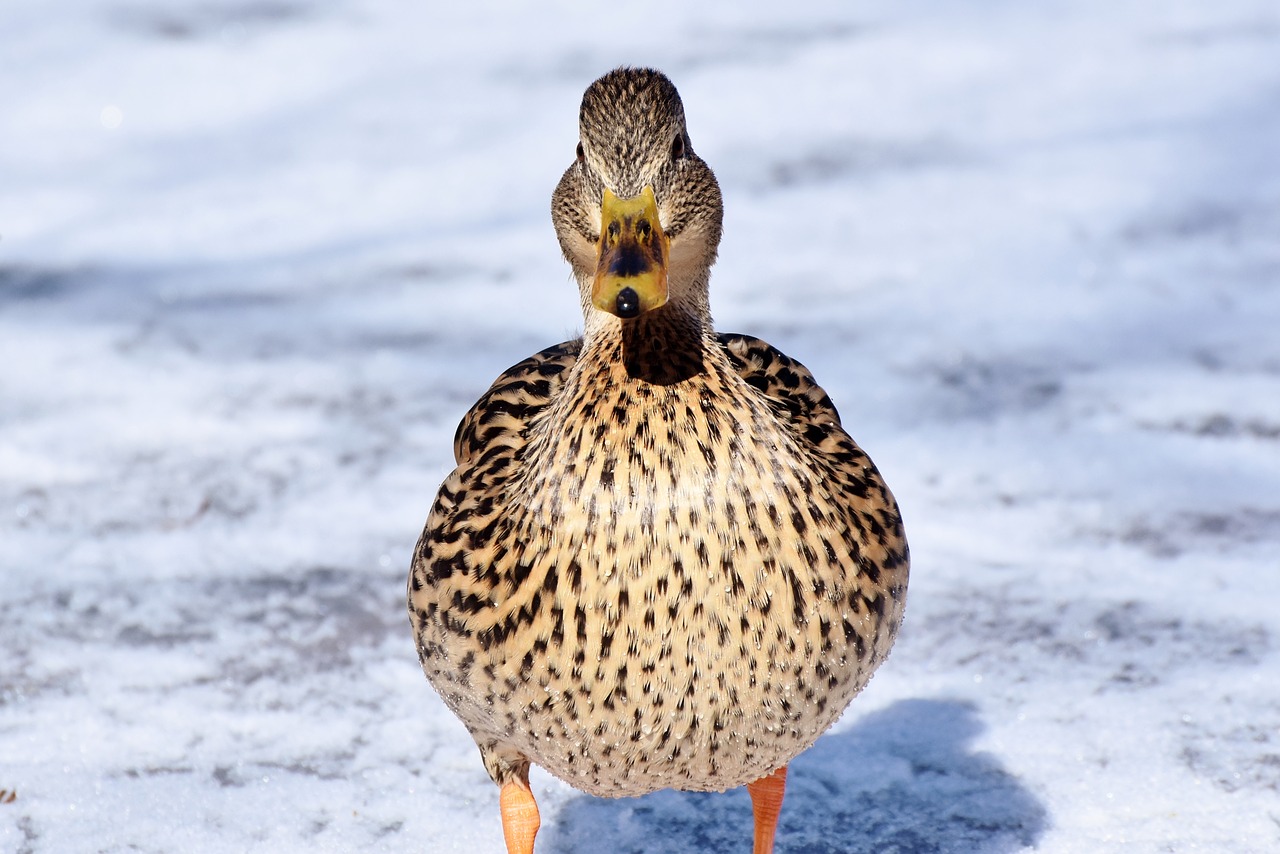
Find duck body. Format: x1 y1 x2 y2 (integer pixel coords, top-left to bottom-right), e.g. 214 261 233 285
413 320 906 798
409 67 908 850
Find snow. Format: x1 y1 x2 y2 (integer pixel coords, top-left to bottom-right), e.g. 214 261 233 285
3 0 1279 851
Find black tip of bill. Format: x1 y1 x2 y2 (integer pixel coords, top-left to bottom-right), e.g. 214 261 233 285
615 287 641 318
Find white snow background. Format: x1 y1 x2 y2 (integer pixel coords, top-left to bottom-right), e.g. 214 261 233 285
2 0 1279 851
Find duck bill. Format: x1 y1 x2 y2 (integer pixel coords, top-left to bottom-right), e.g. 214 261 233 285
591 186 669 318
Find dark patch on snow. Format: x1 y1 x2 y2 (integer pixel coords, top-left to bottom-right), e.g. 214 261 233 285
763 136 972 190
715 21 866 53
13 816 38 854
258 757 352 782
1179 703 1280 793
1141 414 1280 442
902 590 1270 691
110 1 310 41
0 566 405 705
120 765 195 779
923 354 1065 420
1149 20 1280 48
116 623 216 649
0 266 80 303
213 765 245 788
1121 200 1251 245
1099 508 1280 557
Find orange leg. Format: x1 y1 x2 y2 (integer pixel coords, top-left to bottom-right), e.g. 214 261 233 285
499 781 541 854
747 765 788 854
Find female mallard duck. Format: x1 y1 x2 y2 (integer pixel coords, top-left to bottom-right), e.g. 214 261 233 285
409 67 908 854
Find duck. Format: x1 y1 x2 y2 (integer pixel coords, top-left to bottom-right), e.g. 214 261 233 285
409 67 909 854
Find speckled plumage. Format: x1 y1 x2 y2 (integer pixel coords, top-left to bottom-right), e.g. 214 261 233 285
409 65 908 827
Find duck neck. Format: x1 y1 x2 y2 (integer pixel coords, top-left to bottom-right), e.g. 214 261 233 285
579 296 713 387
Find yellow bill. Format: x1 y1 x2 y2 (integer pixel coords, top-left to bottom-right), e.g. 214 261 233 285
592 186 669 318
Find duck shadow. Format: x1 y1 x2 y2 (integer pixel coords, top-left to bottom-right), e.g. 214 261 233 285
543 699 1047 854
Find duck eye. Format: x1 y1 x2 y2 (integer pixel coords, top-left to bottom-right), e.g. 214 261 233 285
576 142 585 162
671 134 685 160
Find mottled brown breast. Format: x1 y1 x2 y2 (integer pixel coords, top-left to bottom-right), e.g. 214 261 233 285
409 332 907 797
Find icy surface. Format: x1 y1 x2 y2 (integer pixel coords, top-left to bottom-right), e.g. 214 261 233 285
3 1 1280 851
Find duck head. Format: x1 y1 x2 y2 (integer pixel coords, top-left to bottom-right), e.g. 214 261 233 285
551 68 724 325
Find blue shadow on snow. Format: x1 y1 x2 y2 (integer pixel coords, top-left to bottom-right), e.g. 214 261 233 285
544 699 1047 854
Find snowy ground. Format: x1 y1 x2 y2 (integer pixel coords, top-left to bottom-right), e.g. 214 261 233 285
3 1 1279 851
